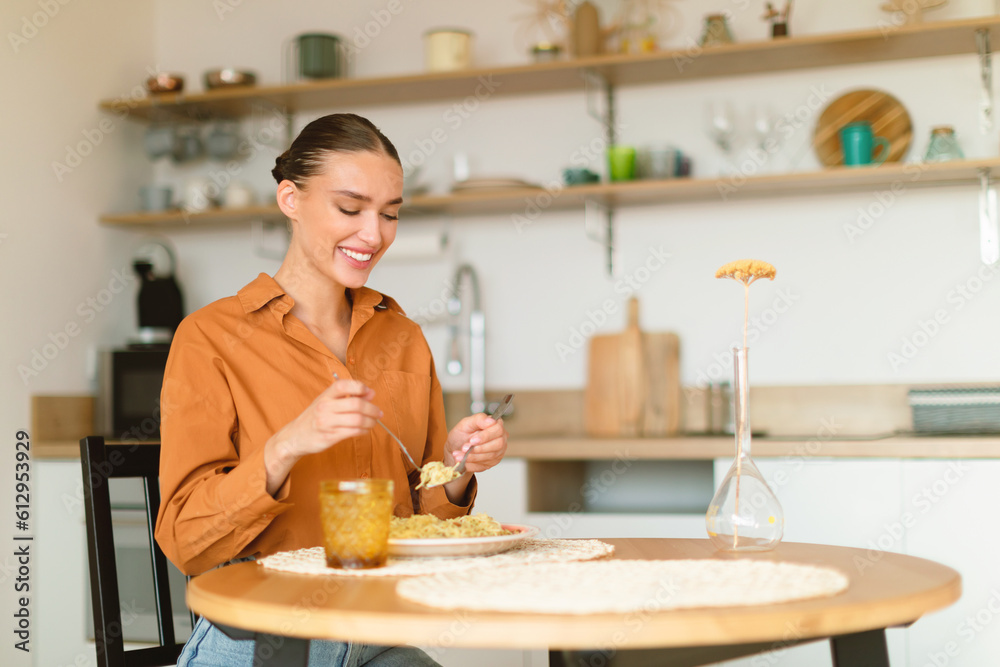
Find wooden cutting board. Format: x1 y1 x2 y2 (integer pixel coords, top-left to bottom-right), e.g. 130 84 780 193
584 298 680 437
813 88 913 167
617 298 645 437
642 330 681 437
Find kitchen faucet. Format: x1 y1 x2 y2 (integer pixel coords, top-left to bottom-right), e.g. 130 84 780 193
446 264 487 414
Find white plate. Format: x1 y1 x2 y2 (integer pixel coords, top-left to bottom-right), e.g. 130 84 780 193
388 523 539 559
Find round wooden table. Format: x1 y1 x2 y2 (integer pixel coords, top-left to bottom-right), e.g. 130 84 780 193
186 538 960 666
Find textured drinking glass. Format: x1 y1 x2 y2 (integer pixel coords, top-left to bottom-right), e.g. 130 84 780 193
706 348 784 551
319 479 394 569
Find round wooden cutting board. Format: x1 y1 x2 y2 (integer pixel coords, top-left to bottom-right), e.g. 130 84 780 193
813 88 913 166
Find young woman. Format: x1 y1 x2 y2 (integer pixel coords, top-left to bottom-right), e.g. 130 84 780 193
155 113 508 666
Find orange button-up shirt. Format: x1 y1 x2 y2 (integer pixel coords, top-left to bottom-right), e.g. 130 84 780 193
154 273 476 575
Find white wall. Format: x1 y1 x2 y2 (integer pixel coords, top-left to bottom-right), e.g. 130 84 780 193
1 2 156 665
146 0 1000 396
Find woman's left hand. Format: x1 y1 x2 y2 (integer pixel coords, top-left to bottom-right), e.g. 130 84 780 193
444 412 508 474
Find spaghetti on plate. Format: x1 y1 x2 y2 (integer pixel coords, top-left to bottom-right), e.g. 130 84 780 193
390 513 512 539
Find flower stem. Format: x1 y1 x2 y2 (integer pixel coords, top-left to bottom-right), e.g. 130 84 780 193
734 283 751 548
743 282 749 351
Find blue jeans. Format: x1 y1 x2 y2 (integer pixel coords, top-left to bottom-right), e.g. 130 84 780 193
179 617 441 666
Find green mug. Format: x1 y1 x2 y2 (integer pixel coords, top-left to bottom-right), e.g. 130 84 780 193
607 145 637 181
297 33 345 79
839 122 889 167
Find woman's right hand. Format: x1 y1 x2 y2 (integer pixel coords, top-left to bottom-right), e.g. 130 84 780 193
263 378 382 495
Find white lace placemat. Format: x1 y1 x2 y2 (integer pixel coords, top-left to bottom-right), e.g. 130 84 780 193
258 538 614 577
396 559 850 614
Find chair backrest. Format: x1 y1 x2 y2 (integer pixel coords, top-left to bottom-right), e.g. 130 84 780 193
80 435 186 667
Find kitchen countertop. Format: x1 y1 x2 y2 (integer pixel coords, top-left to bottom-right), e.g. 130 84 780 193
35 386 1000 460
37 433 1000 461
505 433 1000 460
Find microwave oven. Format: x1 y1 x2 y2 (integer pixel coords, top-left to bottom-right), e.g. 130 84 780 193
95 346 170 440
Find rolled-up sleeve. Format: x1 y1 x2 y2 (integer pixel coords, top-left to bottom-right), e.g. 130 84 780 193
153 318 291 575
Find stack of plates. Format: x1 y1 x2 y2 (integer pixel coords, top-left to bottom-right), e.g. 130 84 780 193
451 177 542 194
908 386 1000 434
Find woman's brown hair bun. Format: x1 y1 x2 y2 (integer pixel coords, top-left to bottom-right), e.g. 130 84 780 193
271 152 288 184
271 113 400 188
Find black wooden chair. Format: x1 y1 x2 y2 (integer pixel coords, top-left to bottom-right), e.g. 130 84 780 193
80 435 189 667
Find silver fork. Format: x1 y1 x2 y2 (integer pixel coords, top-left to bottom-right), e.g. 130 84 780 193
332 372 420 470
377 418 420 470
451 394 514 475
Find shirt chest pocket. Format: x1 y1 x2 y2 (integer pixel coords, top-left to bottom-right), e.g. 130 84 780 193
381 370 432 464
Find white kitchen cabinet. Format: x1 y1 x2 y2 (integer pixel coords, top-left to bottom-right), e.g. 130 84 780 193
901 460 1000 667
712 458 908 666
737 458 906 550
527 512 706 540
473 457 530 524
35 460 92 667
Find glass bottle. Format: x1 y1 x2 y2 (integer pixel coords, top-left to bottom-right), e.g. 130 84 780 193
706 348 784 551
924 126 964 163
618 0 658 54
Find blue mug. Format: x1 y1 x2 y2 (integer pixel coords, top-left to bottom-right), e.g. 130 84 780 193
840 121 890 167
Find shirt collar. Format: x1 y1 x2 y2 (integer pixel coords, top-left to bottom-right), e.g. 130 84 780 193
237 273 287 313
236 273 401 315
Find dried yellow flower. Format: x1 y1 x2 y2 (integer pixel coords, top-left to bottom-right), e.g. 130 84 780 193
716 259 777 350
715 259 776 285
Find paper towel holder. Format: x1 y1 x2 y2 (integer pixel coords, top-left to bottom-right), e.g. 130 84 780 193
251 218 290 260
382 221 451 262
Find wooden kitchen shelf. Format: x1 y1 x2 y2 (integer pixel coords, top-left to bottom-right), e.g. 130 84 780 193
100 204 286 227
507 434 1000 460
99 16 1000 121
412 157 1000 213
99 157 1000 227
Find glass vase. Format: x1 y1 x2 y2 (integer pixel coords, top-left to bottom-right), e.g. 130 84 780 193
699 14 734 47
923 126 964 163
706 347 784 551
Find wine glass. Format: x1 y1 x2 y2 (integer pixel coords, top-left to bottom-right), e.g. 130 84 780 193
706 100 738 174
752 104 783 172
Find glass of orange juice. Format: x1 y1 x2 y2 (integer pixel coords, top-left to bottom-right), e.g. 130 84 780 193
318 479 394 569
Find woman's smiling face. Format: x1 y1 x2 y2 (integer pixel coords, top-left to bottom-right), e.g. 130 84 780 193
282 150 403 289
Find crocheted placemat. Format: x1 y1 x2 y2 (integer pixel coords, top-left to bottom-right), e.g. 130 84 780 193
258 538 615 577
396 559 850 614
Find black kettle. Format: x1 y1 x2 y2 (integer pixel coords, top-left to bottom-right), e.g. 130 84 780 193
132 240 184 346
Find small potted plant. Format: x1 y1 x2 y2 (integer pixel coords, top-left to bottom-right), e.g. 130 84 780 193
762 1 792 38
